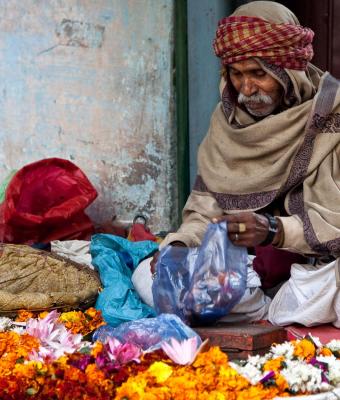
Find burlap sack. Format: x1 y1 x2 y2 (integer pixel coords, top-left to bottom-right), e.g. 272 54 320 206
0 244 101 313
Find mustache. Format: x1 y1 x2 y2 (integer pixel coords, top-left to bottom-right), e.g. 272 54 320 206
238 93 273 105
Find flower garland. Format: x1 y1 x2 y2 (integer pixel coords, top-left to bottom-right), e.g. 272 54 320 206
16 307 105 336
1 311 340 399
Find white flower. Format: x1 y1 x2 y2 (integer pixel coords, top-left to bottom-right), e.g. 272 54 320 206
270 341 295 360
327 340 340 353
317 356 340 386
281 360 326 393
245 354 270 368
308 334 323 349
229 361 263 385
0 317 14 332
0 318 26 334
11 326 25 335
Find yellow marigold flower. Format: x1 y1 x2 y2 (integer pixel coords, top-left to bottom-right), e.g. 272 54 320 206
293 338 315 360
148 361 173 383
14 360 47 380
59 311 82 322
263 356 284 372
56 355 69 365
38 311 49 319
219 365 239 378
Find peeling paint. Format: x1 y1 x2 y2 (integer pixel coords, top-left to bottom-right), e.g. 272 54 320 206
0 1 177 233
56 19 105 48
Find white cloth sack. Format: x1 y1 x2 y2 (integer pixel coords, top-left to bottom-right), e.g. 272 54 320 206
268 259 339 327
131 257 154 307
50 240 94 269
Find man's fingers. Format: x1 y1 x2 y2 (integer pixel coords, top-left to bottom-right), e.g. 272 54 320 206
227 222 244 233
212 212 253 224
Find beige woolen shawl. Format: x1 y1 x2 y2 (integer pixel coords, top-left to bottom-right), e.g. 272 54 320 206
162 2 340 257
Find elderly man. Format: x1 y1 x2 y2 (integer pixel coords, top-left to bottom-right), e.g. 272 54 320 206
149 1 340 326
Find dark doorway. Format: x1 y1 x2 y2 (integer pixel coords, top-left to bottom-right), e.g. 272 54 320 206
276 0 340 78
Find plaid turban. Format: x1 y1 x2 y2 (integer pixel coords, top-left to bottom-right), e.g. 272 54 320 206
213 16 314 70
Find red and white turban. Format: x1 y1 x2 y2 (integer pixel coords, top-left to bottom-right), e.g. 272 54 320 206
213 16 314 70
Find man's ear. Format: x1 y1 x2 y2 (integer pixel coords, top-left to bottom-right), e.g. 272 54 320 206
221 65 228 80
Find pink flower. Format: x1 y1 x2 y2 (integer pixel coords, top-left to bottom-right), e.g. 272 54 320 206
161 337 208 365
105 338 141 366
26 311 83 361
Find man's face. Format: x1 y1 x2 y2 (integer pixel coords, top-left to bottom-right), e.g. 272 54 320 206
228 59 283 117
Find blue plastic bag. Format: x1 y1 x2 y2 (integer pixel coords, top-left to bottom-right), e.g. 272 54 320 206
91 234 158 326
92 313 201 351
152 222 247 325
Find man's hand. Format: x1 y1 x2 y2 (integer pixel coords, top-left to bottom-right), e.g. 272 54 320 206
212 212 281 247
150 251 160 275
150 241 186 275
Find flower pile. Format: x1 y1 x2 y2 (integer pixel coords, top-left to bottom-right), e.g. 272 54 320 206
1 311 340 399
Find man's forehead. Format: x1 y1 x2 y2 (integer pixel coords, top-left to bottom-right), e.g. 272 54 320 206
229 59 263 71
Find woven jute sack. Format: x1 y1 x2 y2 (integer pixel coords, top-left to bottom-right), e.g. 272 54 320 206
0 244 101 314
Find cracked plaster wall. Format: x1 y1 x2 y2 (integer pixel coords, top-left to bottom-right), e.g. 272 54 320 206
0 0 177 232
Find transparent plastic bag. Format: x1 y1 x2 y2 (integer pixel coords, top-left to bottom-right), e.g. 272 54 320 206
152 222 247 325
92 313 201 351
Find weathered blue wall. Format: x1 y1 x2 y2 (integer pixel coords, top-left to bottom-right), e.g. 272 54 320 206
0 1 176 231
187 1 231 186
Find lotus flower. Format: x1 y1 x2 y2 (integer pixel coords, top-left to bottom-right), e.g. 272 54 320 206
105 337 141 366
161 337 208 365
26 310 83 361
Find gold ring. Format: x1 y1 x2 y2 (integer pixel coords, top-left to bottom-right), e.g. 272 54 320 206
239 223 246 233
235 233 239 241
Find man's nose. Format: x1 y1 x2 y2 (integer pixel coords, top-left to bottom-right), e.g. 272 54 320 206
240 78 257 97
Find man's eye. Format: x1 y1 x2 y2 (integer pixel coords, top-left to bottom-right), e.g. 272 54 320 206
230 70 240 76
255 71 266 77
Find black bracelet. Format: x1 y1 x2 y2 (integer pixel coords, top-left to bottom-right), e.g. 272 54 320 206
260 213 278 246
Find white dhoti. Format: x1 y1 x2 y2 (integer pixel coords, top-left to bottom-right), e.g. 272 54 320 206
268 259 340 327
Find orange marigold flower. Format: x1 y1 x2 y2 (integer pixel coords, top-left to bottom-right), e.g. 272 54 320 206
319 347 333 357
193 346 228 368
15 310 35 322
293 338 316 360
263 356 285 372
85 363 104 380
63 365 87 383
275 373 289 392
115 377 148 399
91 341 104 357
58 308 105 335
85 307 99 318
237 385 283 400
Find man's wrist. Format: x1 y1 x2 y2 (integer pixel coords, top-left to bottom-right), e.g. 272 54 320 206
272 217 284 247
260 213 279 246
169 241 187 247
